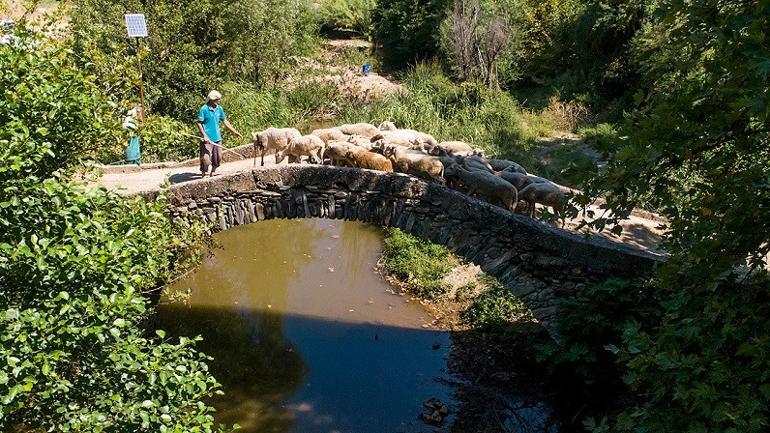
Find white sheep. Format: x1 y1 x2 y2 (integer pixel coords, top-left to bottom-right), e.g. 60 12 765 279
311 127 349 144
446 165 519 212
347 135 374 150
325 141 358 167
383 145 445 183
275 135 326 164
378 120 397 131
251 128 302 164
338 123 380 138
429 141 474 156
518 182 574 218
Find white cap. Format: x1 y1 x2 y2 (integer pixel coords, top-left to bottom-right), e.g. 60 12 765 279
207 90 222 101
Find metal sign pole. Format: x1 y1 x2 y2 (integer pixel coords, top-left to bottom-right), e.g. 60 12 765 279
136 38 147 122
125 14 149 122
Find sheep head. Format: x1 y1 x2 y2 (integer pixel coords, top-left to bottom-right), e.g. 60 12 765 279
378 121 397 131
274 150 287 164
370 134 385 143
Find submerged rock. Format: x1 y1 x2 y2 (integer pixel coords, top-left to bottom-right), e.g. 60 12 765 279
419 398 449 425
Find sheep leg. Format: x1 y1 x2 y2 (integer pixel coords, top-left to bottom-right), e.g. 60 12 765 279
436 166 446 184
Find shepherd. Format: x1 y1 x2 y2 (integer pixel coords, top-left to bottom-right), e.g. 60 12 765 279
197 90 242 177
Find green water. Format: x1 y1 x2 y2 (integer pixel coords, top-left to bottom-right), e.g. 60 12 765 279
157 219 454 433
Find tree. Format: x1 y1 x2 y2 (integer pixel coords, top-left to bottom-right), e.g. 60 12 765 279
372 0 452 69
0 28 225 432
444 0 479 82
441 0 530 88
70 0 318 119
579 0 770 431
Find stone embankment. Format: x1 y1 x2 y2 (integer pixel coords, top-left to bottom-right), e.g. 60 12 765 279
142 165 663 336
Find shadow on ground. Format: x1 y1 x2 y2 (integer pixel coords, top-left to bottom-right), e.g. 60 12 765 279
168 172 201 184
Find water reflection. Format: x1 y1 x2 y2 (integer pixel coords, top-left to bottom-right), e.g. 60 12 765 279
157 220 453 433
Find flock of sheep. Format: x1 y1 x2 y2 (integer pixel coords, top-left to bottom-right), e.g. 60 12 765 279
250 122 575 217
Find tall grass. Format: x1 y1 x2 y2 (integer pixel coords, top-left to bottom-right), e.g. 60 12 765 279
221 81 346 136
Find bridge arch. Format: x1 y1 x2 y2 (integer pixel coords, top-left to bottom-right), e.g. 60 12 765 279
154 165 660 335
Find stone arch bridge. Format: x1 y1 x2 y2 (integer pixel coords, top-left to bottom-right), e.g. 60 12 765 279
145 165 662 335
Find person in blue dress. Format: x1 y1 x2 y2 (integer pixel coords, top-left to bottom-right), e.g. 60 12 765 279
123 106 141 165
197 90 242 177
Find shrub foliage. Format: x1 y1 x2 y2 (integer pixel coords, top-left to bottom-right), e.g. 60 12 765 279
381 228 457 299
0 29 223 432
372 0 451 69
70 0 318 119
572 1 770 431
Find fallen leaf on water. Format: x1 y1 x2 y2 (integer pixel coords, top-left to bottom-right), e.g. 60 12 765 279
348 309 355 312
367 298 374 304
328 267 335 272
267 304 272 309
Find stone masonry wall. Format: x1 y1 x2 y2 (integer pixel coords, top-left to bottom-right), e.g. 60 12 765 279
152 165 662 336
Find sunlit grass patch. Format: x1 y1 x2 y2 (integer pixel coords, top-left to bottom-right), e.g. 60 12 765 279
461 275 534 328
380 228 458 300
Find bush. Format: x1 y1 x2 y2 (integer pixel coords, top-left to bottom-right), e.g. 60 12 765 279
0 179 221 432
339 63 545 168
221 80 346 136
317 0 376 36
372 0 451 69
139 115 198 163
579 123 619 155
0 28 122 184
221 0 319 86
461 276 532 327
439 0 528 87
381 228 457 299
70 0 216 119
538 144 598 188
70 0 318 119
578 1 770 431
0 29 224 432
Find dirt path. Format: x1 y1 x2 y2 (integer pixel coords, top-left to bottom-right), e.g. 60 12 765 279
287 39 404 101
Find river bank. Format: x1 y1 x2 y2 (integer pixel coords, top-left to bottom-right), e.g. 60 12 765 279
375 227 572 432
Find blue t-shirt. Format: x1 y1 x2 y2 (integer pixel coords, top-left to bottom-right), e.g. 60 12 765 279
197 104 227 143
